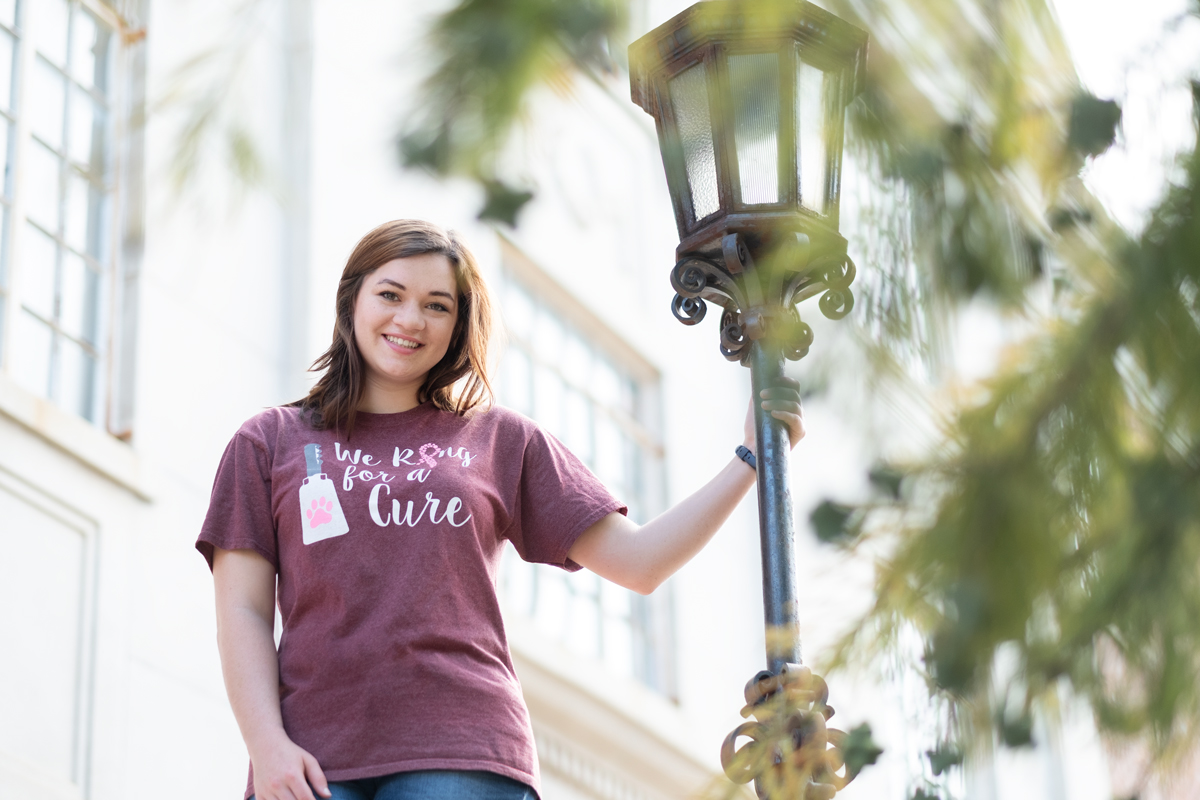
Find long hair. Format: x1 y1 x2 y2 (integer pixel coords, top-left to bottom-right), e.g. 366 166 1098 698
292 220 494 433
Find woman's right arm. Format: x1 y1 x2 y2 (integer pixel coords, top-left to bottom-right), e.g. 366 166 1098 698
213 548 331 800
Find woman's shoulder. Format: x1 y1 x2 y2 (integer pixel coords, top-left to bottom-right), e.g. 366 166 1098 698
461 403 538 433
229 405 312 447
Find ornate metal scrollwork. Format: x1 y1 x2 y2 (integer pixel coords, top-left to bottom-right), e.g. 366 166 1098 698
816 254 857 321
670 252 751 338
720 664 859 800
720 307 748 362
669 235 858 363
780 307 814 362
671 294 708 325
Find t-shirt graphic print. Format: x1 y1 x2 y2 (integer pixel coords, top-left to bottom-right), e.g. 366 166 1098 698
299 443 350 543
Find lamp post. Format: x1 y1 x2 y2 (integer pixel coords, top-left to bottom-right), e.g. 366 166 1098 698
630 2 868 797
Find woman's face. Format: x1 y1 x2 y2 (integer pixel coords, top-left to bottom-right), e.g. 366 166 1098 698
353 254 459 407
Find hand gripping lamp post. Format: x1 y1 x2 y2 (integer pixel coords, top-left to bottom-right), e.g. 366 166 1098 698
629 3 868 797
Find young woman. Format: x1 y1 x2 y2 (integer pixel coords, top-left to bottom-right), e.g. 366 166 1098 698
197 220 804 800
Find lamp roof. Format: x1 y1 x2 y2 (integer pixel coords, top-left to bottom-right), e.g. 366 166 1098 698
629 0 868 113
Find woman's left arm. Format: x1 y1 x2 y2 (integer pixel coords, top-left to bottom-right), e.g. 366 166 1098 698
567 379 804 595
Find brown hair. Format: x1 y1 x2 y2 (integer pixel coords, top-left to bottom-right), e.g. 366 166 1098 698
292 220 494 432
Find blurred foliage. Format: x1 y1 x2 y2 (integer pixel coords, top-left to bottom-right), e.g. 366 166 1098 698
814 0 1200 777
158 0 273 195
925 745 963 776
841 723 886 776
407 0 1200 792
399 0 627 224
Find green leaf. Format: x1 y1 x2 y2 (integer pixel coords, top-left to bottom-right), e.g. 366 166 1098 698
926 746 963 776
911 790 941 800
811 500 855 544
998 713 1035 748
1067 93 1122 157
477 180 535 227
841 723 884 778
868 464 905 499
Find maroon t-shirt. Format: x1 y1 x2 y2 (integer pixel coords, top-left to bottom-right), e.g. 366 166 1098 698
196 403 625 799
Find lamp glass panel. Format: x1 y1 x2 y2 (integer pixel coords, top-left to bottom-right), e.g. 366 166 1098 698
728 53 780 205
668 63 720 220
797 60 828 213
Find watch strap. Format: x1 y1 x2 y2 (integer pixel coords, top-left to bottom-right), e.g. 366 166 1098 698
735 445 757 471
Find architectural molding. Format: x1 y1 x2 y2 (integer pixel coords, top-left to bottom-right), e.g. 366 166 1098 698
0 376 150 500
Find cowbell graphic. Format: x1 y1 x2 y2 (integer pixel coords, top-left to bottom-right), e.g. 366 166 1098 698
299 443 350 544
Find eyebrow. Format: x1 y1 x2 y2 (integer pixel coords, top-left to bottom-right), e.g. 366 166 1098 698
375 278 456 302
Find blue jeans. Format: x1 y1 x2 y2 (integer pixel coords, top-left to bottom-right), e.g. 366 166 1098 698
253 770 535 800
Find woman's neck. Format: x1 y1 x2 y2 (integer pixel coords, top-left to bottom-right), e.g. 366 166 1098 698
357 377 422 414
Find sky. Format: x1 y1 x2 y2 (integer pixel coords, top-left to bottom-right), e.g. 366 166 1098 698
1051 0 1200 231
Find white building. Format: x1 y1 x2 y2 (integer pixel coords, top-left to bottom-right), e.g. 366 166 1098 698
0 1 1114 799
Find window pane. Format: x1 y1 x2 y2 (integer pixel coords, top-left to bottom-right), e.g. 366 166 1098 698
797 61 828 213
594 412 622 491
532 307 562 365
668 63 720 220
561 332 590 388
69 85 106 169
12 311 52 396
500 551 536 616
729 53 781 205
27 140 61 230
71 6 100 87
31 57 66 149
563 388 592 463
55 334 96 420
59 249 98 344
64 170 87 252
533 570 568 638
502 280 534 342
34 0 69 67
64 171 104 259
565 570 600 660
0 29 14 112
500 346 531 417
532 366 563 439
592 357 621 409
20 223 57 321
0 120 11 199
0 0 16 29
0 206 9 288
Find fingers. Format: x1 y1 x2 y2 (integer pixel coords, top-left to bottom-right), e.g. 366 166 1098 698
302 752 331 799
758 378 804 447
759 381 803 416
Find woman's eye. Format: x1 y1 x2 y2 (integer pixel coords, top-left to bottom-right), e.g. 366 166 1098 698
380 291 399 301
429 302 450 313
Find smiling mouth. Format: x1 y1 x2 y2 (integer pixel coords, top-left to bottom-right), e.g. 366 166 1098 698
385 334 423 349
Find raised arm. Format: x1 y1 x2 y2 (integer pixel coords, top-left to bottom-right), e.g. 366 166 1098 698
567 380 804 595
212 548 331 800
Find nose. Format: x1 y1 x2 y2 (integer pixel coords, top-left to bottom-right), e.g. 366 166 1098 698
392 299 425 330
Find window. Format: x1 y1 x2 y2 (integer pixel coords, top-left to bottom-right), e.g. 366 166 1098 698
0 0 138 430
495 244 676 697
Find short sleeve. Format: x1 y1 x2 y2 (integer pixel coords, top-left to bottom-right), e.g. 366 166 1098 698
195 431 279 572
504 425 627 571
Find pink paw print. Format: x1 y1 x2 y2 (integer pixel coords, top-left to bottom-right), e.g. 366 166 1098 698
306 497 334 528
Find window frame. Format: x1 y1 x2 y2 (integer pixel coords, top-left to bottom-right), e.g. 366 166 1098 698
495 237 677 699
0 0 145 438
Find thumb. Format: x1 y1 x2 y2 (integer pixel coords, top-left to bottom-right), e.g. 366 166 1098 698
302 752 331 798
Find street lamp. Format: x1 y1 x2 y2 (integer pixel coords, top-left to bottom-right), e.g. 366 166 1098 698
630 1 869 797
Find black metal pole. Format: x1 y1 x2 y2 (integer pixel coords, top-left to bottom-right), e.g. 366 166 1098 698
748 338 800 675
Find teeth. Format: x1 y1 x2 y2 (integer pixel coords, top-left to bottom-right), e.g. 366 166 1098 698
385 334 422 348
